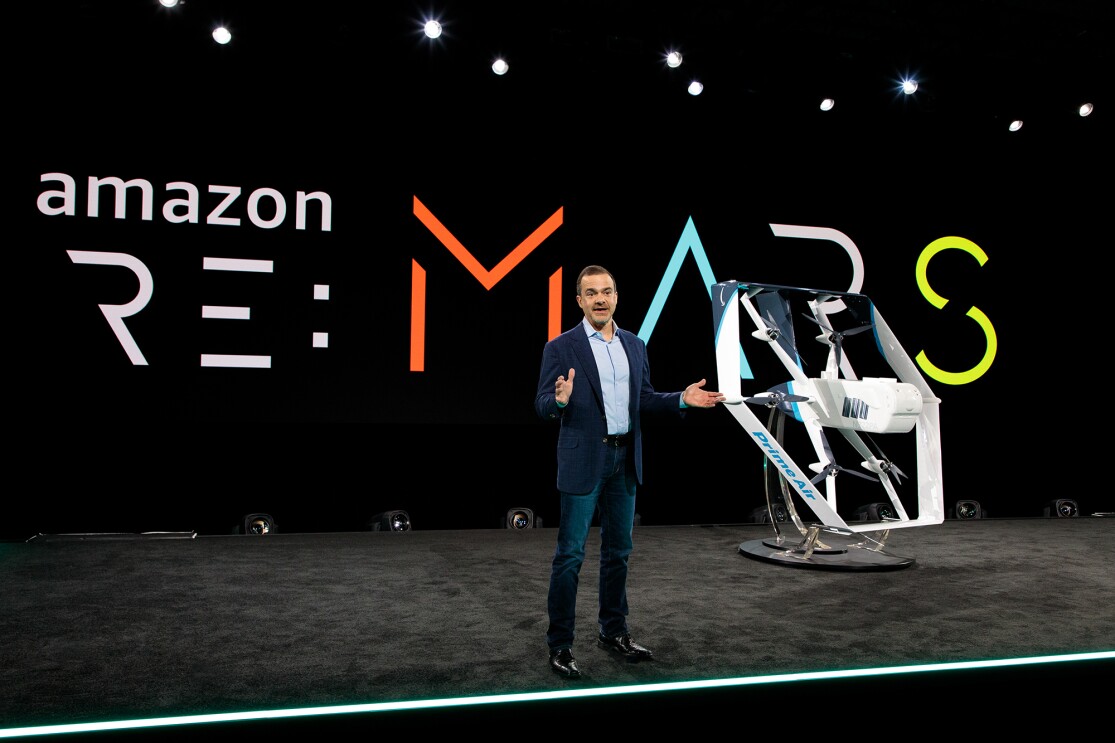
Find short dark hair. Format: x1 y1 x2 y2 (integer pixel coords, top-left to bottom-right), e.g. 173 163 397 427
576 265 616 296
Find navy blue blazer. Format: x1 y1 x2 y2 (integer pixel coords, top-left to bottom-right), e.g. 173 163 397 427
535 324 684 494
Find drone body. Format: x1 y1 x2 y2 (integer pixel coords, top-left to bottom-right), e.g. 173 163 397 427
791 375 923 435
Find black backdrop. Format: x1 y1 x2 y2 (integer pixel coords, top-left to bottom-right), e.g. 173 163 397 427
13 1 1110 537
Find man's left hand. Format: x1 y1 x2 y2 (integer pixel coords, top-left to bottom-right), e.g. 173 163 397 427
683 379 726 408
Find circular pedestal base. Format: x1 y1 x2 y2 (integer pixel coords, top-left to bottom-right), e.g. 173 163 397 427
739 530 915 571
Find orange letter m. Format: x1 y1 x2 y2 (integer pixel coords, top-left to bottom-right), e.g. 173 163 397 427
410 195 563 371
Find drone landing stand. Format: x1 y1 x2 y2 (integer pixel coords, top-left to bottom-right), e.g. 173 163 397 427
739 525 915 571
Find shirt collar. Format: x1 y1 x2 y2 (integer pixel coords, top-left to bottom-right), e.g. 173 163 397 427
581 316 618 339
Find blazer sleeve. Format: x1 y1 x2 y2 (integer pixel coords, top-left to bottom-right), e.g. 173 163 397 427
535 336 567 422
626 331 685 416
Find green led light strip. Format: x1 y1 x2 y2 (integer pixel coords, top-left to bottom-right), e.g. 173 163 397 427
3 651 1113 739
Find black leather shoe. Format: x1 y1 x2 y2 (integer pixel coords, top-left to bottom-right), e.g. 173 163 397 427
549 648 582 678
597 632 654 661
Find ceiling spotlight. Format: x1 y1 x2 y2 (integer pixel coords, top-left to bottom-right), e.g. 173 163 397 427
1079 102 1094 117
158 0 179 7
212 26 232 45
666 51 683 68
687 81 704 96
901 79 918 95
820 98 835 111
424 20 442 39
492 58 509 75
1008 119 1024 131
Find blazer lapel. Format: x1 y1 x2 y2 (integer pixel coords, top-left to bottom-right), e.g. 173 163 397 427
617 330 642 414
572 327 605 411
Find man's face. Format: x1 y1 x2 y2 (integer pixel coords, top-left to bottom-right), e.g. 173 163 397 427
577 273 617 331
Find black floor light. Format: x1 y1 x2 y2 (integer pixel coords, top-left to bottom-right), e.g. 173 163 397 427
749 504 789 524
240 513 277 535
504 507 540 529
369 510 412 531
852 502 897 522
950 500 984 519
1043 499 1079 518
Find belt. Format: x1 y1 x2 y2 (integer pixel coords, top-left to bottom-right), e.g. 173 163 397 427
603 434 629 447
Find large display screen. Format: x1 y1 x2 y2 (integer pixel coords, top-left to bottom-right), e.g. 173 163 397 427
14 2 1108 535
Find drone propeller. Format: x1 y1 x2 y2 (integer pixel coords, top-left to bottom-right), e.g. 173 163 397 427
752 310 809 368
861 432 909 483
750 310 784 342
800 313 874 370
810 462 878 484
809 429 879 484
743 390 811 408
759 312 781 341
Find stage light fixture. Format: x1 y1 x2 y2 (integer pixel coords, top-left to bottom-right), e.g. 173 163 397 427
492 58 509 75
241 513 276 535
504 507 540 529
1079 102 1094 117
852 502 897 522
820 98 835 111
369 510 412 531
1009 119 1024 132
687 81 704 96
749 504 789 524
665 51 683 68
1043 499 1079 518
950 500 984 519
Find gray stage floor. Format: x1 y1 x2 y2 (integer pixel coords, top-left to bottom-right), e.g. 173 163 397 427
2 517 1113 737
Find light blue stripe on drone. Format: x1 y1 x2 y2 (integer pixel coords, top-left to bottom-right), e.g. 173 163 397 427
871 302 886 357
712 282 738 347
786 380 807 422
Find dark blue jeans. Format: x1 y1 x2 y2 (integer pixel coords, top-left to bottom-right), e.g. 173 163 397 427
546 444 636 651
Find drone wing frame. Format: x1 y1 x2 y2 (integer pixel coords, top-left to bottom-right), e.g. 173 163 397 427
711 280 944 533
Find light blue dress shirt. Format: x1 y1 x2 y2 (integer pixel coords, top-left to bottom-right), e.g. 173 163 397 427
583 317 631 435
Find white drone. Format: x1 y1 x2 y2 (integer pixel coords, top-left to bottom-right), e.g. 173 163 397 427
711 280 944 568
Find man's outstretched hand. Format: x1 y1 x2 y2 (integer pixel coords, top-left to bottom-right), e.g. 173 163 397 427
683 379 726 408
